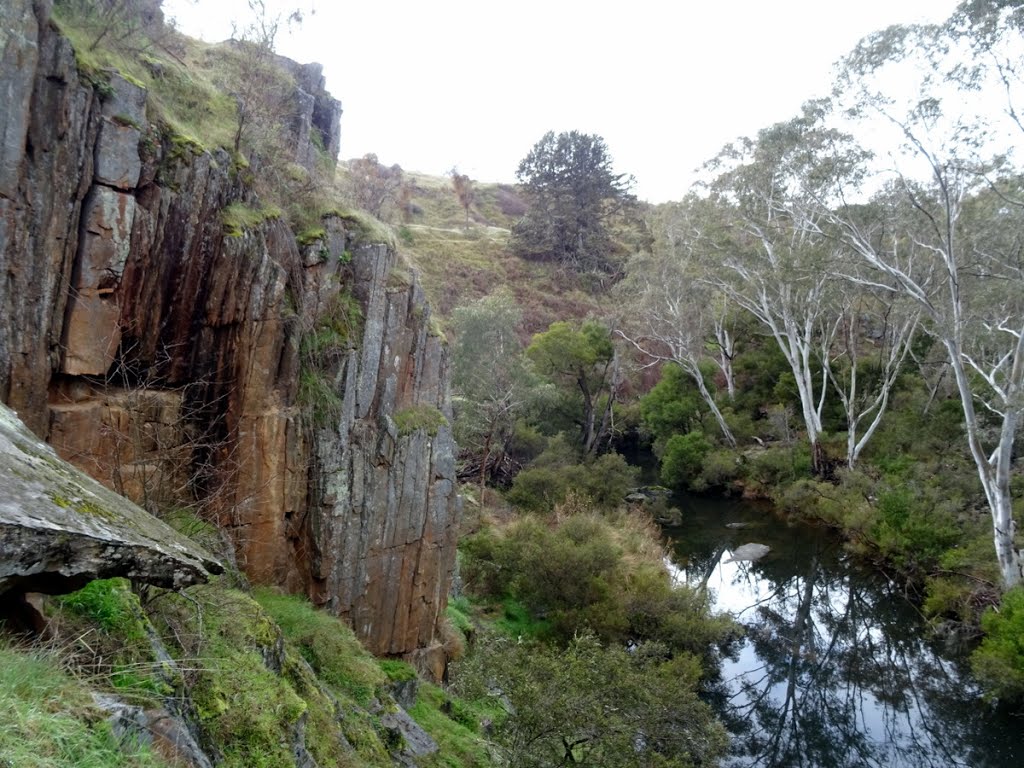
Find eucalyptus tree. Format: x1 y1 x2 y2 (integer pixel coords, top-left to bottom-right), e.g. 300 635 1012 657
451 293 542 493
829 2 1024 586
826 261 921 469
619 200 739 447
698 107 871 473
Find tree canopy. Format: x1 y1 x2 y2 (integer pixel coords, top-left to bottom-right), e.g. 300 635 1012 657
511 131 635 274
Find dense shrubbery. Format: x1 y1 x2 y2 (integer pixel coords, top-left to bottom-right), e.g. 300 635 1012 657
461 498 734 655
505 438 637 512
453 631 727 768
972 588 1024 704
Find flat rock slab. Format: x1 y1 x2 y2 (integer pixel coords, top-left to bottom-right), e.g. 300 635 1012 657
723 543 771 563
0 403 221 595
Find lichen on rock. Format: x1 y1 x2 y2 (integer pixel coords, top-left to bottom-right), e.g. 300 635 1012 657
0 402 221 596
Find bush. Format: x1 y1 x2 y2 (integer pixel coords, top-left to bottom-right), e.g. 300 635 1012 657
660 431 711 489
972 587 1024 704
869 486 960 573
505 450 637 513
693 448 742 492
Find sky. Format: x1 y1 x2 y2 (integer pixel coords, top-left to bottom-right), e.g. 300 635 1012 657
163 0 962 203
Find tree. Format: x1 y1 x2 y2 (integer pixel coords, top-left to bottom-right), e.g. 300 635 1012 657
454 631 727 768
619 200 743 447
344 153 405 220
228 0 303 157
828 3 1024 586
526 321 620 456
699 110 861 473
511 131 635 274
451 293 543 494
449 167 475 229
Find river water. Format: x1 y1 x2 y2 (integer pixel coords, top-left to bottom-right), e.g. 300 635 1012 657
661 492 1021 768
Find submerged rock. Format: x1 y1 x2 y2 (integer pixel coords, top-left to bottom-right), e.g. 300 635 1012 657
0 402 221 596
723 543 771 563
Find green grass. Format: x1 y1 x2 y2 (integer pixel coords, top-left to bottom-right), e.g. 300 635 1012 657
253 588 386 706
408 681 497 768
221 202 282 237
51 3 240 151
0 642 166 767
393 404 448 437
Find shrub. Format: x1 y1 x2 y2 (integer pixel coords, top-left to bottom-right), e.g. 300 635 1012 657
972 587 1024 703
505 451 637 513
660 432 711 489
869 486 960 573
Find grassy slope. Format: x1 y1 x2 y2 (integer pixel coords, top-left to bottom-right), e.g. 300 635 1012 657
379 170 610 336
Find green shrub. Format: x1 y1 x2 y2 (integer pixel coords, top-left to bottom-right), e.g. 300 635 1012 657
972 587 1024 703
660 431 711 489
693 448 742 492
869 487 960 572
505 452 637 513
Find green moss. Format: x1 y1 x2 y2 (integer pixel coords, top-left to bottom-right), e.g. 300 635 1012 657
149 583 377 768
378 659 417 682
393 404 448 437
253 589 386 706
297 226 327 247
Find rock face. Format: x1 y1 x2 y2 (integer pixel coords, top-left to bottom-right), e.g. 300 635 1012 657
0 2 459 667
0 402 220 596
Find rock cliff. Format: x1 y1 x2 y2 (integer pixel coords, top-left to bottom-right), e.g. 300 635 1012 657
0 0 459 671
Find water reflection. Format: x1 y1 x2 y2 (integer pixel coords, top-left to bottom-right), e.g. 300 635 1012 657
664 494 1019 768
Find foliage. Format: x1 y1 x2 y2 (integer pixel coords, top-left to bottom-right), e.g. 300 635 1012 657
526 320 619 454
461 503 733 654
453 631 727 768
639 364 704 449
393 404 448 437
253 588 386 706
451 293 545 487
972 587 1024 704
0 642 165 768
511 130 635 274
505 450 637 513
659 431 712 489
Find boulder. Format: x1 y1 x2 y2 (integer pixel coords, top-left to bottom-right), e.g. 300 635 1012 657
0 402 221 597
723 543 771 563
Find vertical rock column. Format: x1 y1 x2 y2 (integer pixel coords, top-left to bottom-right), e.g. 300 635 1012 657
61 74 146 376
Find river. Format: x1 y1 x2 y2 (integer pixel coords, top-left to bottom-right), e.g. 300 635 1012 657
661 492 1020 768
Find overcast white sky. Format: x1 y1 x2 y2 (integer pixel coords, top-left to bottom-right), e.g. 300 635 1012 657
163 0 961 202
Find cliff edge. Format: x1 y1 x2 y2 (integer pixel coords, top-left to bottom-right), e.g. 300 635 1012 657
0 0 460 675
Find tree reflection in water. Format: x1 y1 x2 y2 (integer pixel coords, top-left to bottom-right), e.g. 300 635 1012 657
665 495 1018 768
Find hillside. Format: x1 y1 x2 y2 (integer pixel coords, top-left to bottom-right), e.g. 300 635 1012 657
340 167 620 336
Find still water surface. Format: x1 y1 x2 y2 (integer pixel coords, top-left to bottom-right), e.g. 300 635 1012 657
662 493 1020 768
